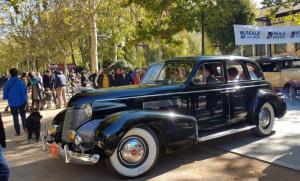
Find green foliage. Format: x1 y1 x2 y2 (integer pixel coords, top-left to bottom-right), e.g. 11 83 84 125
205 0 255 54
0 0 255 71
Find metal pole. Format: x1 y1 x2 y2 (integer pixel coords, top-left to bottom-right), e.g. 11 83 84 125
266 18 272 57
201 12 205 56
145 45 150 66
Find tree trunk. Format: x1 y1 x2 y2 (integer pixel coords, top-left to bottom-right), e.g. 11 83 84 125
157 12 163 60
89 0 98 73
70 42 76 66
157 36 162 60
32 56 37 72
46 48 51 67
113 42 118 62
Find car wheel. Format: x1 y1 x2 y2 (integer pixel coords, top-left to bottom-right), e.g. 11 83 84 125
254 102 275 137
283 86 296 104
105 127 159 178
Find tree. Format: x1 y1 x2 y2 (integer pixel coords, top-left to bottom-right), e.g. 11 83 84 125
127 0 198 60
204 0 255 54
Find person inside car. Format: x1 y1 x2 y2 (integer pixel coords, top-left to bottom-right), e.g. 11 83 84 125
199 66 218 83
227 67 239 81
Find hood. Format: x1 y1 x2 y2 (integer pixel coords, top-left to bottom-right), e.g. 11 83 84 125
68 84 185 108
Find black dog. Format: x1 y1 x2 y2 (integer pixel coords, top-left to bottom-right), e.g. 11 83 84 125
26 112 42 142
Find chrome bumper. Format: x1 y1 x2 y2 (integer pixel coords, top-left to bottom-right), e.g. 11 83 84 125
42 136 100 165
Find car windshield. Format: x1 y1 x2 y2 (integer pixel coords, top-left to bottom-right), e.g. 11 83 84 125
142 62 194 85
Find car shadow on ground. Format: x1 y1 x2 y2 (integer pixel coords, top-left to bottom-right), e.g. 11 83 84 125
5 127 300 181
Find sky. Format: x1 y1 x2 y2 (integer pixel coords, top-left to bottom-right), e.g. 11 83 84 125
253 0 263 8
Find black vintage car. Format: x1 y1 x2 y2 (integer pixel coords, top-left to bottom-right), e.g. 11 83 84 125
43 56 286 178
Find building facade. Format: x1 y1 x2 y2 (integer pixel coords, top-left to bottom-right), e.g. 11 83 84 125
241 3 300 59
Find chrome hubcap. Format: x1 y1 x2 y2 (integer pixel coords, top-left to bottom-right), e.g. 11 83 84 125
259 108 271 128
119 137 146 165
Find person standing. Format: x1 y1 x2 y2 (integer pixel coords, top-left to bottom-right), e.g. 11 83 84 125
3 68 27 136
88 70 98 89
54 70 67 109
28 72 44 112
80 71 89 87
131 68 141 85
95 67 114 88
115 67 132 86
0 113 9 181
43 70 54 108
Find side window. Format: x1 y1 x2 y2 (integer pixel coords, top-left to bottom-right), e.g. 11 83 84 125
192 62 225 85
260 62 282 72
227 61 247 82
246 63 263 81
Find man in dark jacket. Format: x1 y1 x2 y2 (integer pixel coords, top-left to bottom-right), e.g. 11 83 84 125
0 114 9 181
95 67 114 88
42 70 54 90
115 67 132 86
88 71 98 89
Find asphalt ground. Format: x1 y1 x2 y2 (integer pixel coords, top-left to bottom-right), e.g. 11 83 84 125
1 99 300 180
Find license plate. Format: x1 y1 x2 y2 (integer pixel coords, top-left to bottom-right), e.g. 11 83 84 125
49 143 58 157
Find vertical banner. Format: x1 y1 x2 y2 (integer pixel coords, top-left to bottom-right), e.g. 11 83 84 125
234 24 300 45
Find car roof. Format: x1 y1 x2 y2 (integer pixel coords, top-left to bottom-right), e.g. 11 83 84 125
165 55 253 63
256 56 300 63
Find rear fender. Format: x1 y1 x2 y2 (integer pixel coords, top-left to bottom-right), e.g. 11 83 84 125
284 80 300 88
248 89 286 124
96 110 197 157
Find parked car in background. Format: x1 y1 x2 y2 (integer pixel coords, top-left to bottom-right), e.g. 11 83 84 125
43 56 286 178
256 56 300 102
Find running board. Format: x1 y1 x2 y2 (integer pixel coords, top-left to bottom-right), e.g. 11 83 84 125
197 124 256 142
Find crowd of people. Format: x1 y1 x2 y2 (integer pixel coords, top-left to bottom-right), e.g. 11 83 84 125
1 66 148 135
68 66 148 90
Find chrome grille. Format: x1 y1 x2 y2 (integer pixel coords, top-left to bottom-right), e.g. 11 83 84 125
62 108 89 143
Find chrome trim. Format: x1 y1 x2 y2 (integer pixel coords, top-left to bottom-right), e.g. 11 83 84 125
42 136 100 165
259 108 271 128
95 84 269 102
197 125 256 142
119 137 146 165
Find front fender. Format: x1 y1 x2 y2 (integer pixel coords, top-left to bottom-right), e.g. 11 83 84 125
96 110 197 157
248 89 286 124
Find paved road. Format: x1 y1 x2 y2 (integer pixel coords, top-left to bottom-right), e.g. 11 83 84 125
206 105 300 171
1 101 300 180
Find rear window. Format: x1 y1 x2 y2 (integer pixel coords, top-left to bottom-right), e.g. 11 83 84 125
245 63 263 81
226 61 247 82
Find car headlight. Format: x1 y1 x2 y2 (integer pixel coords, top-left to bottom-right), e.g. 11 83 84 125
67 130 76 142
84 104 93 118
48 124 58 136
74 135 82 146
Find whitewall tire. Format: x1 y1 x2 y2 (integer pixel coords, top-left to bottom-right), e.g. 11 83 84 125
105 127 159 178
254 102 275 136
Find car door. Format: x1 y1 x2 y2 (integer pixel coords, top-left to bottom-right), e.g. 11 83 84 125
188 61 230 130
226 60 262 124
